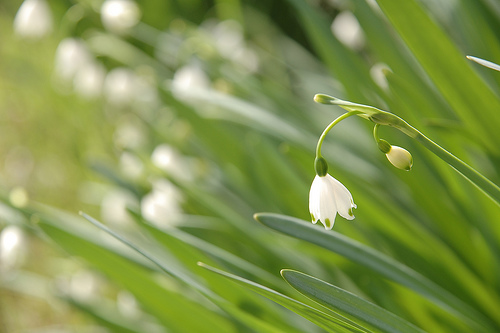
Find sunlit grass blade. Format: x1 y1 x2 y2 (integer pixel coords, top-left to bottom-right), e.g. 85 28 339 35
467 56 500 72
254 213 495 331
198 262 371 333
281 269 425 333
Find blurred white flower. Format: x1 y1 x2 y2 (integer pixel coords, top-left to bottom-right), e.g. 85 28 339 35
73 62 106 98
212 20 244 58
70 270 101 302
231 47 260 73
211 20 259 72
370 63 391 90
104 68 139 106
120 152 144 179
9 187 29 208
117 290 140 318
101 0 141 33
55 38 93 81
386 146 413 171
141 179 182 228
331 11 365 50
13 0 53 38
53 38 105 99
152 144 192 181
0 225 26 271
113 118 146 149
171 64 210 98
309 174 356 230
101 188 138 226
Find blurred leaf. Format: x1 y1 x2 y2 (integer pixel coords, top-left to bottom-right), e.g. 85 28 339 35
283 0 380 102
37 219 234 333
376 0 500 153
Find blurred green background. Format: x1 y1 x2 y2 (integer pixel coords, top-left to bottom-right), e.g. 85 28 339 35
1 0 500 332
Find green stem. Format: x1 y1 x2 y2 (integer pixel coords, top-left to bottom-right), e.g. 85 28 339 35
316 111 361 158
373 124 380 142
414 131 500 204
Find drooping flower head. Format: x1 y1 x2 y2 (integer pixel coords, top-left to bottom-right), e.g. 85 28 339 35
309 157 356 230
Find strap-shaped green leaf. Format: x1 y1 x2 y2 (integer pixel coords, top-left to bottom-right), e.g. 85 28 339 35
254 213 494 332
199 263 370 333
281 269 425 333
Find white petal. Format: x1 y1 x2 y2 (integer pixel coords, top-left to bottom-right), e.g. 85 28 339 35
14 0 53 38
319 178 338 229
325 174 356 220
309 175 338 230
386 146 413 171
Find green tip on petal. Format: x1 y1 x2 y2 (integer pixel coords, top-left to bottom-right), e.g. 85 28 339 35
325 218 331 228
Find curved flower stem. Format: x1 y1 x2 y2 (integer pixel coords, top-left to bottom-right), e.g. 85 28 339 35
373 124 380 142
316 111 362 158
315 94 500 205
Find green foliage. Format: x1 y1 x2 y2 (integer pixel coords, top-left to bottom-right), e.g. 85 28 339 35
2 0 500 332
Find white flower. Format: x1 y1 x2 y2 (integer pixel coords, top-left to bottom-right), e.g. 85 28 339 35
309 174 356 230
0 225 26 271
331 11 365 50
386 146 413 171
13 0 53 38
141 179 182 228
101 0 141 33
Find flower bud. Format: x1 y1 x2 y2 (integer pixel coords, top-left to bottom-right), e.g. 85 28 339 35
386 146 413 171
313 94 336 104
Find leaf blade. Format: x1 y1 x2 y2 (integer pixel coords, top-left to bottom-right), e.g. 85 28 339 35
281 269 425 333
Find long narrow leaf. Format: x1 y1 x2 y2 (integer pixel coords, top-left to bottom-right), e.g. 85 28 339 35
281 269 425 333
198 262 371 333
254 213 494 332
